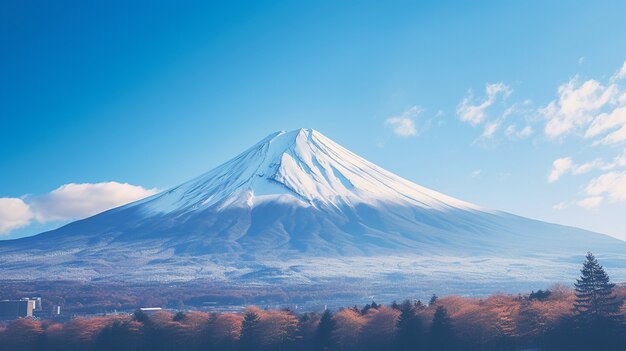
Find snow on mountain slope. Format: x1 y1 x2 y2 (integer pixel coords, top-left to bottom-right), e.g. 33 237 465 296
2 128 626 285
134 128 482 214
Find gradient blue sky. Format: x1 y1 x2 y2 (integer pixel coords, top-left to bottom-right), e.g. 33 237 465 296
2 1 626 240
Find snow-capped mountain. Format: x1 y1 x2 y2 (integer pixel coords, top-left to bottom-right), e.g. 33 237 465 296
2 128 626 285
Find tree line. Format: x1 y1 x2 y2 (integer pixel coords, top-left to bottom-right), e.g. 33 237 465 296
1 252 625 350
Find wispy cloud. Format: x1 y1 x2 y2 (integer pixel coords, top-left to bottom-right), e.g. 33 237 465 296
385 106 424 137
611 59 626 82
454 59 626 210
457 83 511 126
585 171 626 204
504 125 533 139
585 106 626 145
542 76 619 139
547 156 614 183
576 196 603 209
547 149 626 209
548 157 574 183
0 182 158 235
480 121 500 139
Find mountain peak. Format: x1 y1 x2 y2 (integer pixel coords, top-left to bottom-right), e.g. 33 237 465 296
137 128 483 215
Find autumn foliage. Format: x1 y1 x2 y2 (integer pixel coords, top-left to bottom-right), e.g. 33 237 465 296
2 284 626 350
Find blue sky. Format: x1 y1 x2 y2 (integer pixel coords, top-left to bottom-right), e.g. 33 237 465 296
2 1 626 240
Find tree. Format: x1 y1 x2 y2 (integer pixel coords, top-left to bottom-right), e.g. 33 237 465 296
361 301 379 315
240 308 261 350
529 289 551 301
574 252 620 320
95 319 143 351
315 309 335 350
133 309 151 325
256 310 299 349
429 306 455 350
173 311 186 322
396 300 424 350
1 318 44 351
429 294 438 306
334 308 364 350
572 252 622 350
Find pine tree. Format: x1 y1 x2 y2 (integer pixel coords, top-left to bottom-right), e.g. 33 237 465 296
429 294 438 306
315 309 335 350
572 252 623 350
429 306 454 350
240 309 260 350
574 252 620 320
396 299 424 350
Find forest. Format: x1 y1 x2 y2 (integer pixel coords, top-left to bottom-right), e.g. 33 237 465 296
1 253 625 351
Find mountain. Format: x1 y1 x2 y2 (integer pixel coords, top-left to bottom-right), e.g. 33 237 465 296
2 128 626 288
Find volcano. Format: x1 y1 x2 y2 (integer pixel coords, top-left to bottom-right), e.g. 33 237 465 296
2 128 626 287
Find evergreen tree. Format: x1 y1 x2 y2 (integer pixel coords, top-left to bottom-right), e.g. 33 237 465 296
574 252 620 320
315 309 335 350
429 306 454 350
572 252 622 350
429 294 438 306
396 299 424 350
173 311 186 322
240 309 261 350
133 309 151 325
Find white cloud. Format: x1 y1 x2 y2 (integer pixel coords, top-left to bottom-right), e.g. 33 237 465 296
611 59 626 81
480 121 500 139
542 77 618 139
0 182 158 235
548 157 573 183
457 83 511 126
28 182 158 222
585 106 626 145
386 117 417 137
602 149 626 170
547 149 626 208
519 125 534 138
585 171 626 203
0 198 34 235
385 106 422 137
576 196 603 209
572 159 605 175
546 154 621 183
555 196 604 210
505 124 534 139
